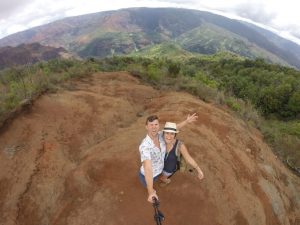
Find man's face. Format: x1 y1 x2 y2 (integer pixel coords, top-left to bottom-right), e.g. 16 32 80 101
146 119 159 137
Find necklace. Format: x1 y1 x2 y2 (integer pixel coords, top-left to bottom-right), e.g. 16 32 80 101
166 143 174 152
167 139 177 151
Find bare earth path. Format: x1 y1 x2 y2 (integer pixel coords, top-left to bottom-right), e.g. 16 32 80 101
0 72 299 225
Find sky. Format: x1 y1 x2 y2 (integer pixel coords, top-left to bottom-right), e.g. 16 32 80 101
1 0 300 45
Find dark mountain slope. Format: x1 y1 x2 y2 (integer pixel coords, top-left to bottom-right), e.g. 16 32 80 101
176 23 288 66
153 8 300 68
242 21 300 60
0 43 70 69
128 7 204 37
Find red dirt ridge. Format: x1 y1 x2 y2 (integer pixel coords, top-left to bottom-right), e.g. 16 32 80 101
0 72 299 225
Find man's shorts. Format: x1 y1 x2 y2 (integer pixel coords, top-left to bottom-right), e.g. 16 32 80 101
139 172 160 187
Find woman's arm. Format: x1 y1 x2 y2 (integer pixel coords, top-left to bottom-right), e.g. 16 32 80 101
177 113 198 130
180 143 204 180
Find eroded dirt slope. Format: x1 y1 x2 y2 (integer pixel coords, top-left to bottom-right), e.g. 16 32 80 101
0 72 299 225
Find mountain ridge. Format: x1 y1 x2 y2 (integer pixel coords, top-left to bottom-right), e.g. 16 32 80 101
0 7 300 69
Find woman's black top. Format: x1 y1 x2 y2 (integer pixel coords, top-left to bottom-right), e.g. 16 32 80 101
163 140 179 173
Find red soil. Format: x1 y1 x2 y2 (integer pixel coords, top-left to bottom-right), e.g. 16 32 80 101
0 72 299 225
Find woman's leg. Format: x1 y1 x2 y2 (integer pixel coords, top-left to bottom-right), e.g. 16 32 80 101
160 171 173 183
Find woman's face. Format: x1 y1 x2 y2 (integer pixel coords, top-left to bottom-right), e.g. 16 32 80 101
164 132 176 143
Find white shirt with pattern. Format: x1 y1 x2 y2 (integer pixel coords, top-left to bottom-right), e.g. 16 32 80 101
139 131 166 177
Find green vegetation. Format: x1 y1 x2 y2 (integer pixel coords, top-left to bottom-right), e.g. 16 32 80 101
1 54 299 175
79 32 139 57
0 59 99 122
130 42 198 59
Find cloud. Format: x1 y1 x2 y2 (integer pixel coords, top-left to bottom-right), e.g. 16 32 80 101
0 0 71 38
153 0 196 3
279 24 300 42
292 33 300 40
232 2 277 24
0 0 32 19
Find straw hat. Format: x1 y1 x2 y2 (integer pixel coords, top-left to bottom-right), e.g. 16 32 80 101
162 122 179 133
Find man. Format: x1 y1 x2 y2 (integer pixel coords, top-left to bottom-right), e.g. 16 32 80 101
139 114 198 203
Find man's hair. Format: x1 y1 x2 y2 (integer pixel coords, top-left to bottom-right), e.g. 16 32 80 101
145 115 159 124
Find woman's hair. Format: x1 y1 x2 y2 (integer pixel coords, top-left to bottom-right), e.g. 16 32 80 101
163 131 177 138
145 115 159 124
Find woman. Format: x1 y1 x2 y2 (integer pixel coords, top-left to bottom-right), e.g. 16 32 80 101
160 122 204 184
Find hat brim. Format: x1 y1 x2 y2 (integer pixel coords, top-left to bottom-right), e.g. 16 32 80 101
162 129 179 133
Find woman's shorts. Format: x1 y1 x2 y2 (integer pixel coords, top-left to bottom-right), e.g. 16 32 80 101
162 170 173 177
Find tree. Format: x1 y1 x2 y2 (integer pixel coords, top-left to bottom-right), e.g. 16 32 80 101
287 91 300 116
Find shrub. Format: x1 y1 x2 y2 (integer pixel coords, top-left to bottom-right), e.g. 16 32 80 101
225 97 241 112
167 61 181 77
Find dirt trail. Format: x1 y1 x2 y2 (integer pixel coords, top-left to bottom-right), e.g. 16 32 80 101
0 72 299 225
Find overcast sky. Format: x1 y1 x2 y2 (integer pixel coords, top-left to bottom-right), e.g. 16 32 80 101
1 0 300 45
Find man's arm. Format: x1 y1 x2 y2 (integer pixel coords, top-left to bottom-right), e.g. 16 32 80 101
143 159 158 202
177 113 198 130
